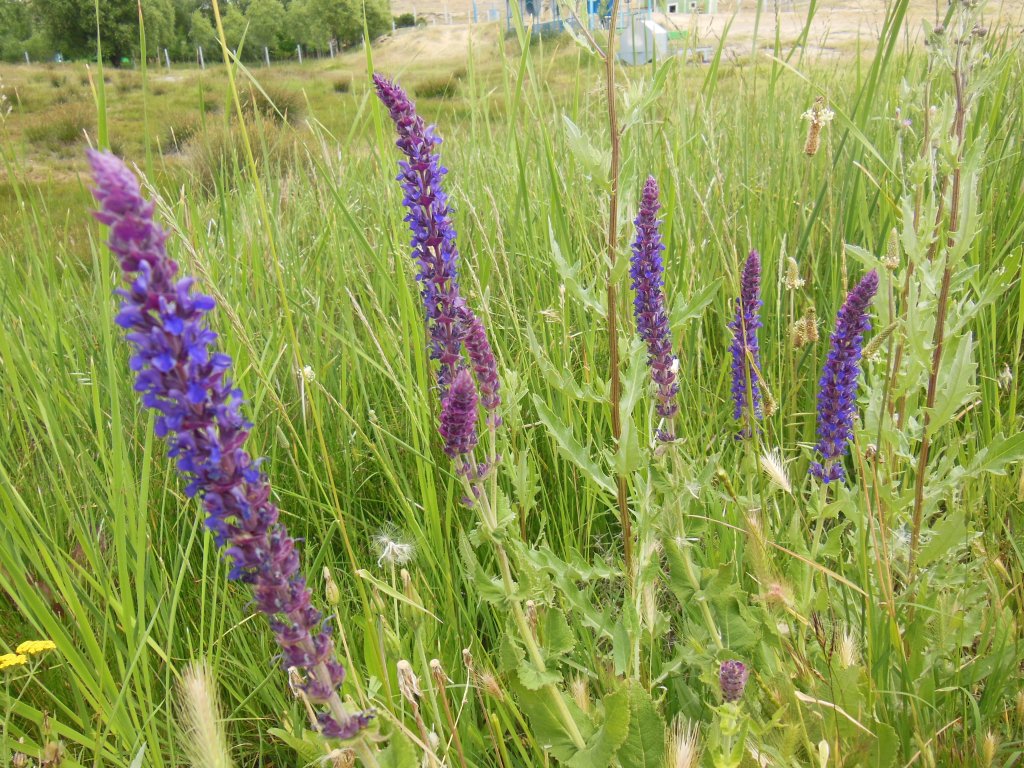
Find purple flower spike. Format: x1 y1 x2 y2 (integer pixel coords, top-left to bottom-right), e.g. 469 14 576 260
719 660 749 703
88 150 372 740
373 73 464 392
729 251 763 438
630 176 679 441
810 270 879 483
439 368 480 463
459 302 501 427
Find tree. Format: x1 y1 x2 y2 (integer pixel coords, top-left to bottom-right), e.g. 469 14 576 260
220 4 247 52
187 8 216 51
30 0 175 63
244 0 285 53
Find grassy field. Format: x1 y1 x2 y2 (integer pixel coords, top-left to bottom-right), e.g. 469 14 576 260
2 2 1024 766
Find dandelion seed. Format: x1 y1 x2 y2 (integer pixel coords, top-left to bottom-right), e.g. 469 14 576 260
667 716 701 768
373 531 415 569
15 640 56 656
759 448 792 494
810 271 878 483
998 363 1012 392
396 660 422 703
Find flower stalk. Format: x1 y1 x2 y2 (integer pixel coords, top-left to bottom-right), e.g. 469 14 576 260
89 150 372 743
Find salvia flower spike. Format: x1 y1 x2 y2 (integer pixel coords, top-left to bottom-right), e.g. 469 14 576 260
439 368 480 465
630 176 679 441
810 270 879 483
373 73 465 393
729 250 763 438
88 150 372 740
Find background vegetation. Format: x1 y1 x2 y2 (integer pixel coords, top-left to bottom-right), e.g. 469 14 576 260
1 2 1023 766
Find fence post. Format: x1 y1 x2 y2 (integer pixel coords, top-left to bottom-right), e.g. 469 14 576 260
264 46 270 66
164 48 171 68
297 44 303 63
198 46 205 69
24 51 29 64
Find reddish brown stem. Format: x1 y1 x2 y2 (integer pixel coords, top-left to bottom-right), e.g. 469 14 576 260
604 0 631 577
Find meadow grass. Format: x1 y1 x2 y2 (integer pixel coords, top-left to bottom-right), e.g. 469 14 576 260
1 5 1023 767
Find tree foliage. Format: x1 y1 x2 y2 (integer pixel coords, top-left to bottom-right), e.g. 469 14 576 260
0 0 392 63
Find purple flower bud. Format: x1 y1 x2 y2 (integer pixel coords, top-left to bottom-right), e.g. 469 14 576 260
439 368 479 462
810 270 879 483
729 251 763 438
373 73 464 392
630 176 679 441
88 150 371 740
719 660 749 703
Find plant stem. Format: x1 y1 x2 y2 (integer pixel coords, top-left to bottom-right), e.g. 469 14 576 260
604 0 632 578
910 37 968 578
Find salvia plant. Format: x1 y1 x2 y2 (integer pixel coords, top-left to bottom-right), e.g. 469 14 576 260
2 0 1022 765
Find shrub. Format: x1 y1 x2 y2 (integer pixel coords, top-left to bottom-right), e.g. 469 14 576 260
332 74 352 94
394 12 417 27
24 102 93 149
239 84 304 124
413 74 460 99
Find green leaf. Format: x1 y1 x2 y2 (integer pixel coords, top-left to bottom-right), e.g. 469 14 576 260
549 220 606 316
618 685 667 768
518 662 563 690
513 684 595 761
963 431 1024 477
917 508 967 567
562 115 611 183
926 332 977 436
377 729 419 768
566 686 632 767
612 618 631 676
542 608 576 657
533 395 615 494
670 278 722 330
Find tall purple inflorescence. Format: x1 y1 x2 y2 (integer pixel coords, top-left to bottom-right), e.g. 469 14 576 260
810 270 879 484
88 150 372 740
630 176 679 441
373 73 465 392
729 250 763 437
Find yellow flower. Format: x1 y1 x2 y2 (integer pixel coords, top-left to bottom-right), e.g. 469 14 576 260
16 640 56 656
0 653 28 670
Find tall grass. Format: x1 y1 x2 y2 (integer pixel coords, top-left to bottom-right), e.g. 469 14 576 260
1 4 1023 766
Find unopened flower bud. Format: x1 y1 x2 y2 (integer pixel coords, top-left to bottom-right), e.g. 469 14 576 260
323 567 340 606
719 660 749 702
396 660 421 703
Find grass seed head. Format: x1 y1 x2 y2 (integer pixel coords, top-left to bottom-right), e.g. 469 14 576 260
176 663 233 768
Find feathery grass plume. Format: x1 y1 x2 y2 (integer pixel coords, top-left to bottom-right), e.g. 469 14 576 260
729 251 763 437
373 73 465 393
810 270 879 483
719 660 749 703
177 663 233 768
629 176 679 441
667 716 701 768
759 448 792 494
88 150 372 740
